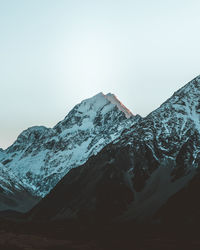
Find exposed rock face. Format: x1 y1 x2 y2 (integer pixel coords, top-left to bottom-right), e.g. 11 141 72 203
30 76 200 223
0 93 138 202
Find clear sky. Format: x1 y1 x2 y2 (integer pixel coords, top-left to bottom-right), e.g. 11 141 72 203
1 0 200 149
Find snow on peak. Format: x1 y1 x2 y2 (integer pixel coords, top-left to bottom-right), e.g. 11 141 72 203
54 92 134 134
105 93 133 118
77 92 109 113
77 92 133 118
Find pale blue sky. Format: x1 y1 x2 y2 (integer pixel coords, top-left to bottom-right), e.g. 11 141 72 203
1 0 200 148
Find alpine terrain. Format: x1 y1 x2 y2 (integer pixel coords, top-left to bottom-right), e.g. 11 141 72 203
30 76 200 225
1 77 200 250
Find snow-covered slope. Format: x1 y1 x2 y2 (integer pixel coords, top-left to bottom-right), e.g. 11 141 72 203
0 92 139 198
121 75 200 166
0 163 21 194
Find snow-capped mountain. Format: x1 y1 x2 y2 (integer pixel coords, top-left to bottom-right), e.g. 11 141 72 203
30 76 200 223
0 92 139 200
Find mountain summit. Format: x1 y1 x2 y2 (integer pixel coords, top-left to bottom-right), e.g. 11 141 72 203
0 93 138 207
54 92 134 134
105 93 133 118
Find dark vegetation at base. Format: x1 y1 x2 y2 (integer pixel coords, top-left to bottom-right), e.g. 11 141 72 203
0 217 200 250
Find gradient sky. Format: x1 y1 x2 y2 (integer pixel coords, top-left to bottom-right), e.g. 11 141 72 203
1 0 200 149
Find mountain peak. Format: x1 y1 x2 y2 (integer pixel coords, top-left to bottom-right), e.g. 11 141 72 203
77 92 108 113
105 93 133 118
54 92 134 134
78 92 133 118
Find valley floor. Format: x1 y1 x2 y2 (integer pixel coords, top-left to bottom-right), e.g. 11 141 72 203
0 220 200 250
1 231 200 250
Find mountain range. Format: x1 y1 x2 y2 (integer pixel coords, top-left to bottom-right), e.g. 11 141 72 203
1 76 200 226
